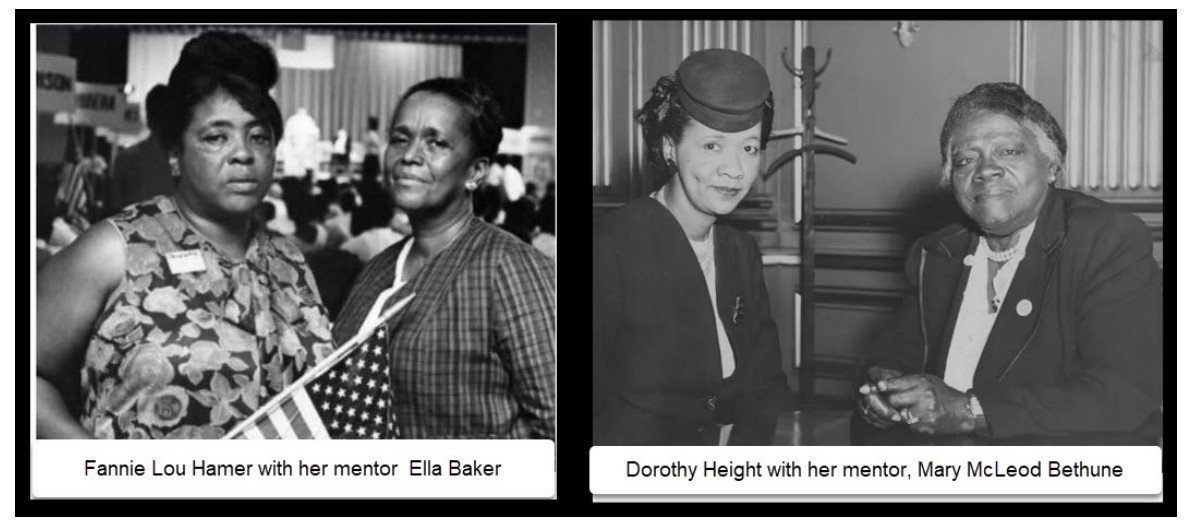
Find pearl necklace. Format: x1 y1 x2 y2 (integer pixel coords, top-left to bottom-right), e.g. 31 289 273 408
977 235 1025 263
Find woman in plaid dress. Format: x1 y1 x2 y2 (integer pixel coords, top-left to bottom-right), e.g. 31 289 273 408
332 78 556 440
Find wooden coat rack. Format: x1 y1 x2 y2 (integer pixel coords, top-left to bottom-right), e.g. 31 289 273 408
764 46 857 404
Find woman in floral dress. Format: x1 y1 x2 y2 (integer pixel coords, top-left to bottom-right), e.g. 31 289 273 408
36 31 333 439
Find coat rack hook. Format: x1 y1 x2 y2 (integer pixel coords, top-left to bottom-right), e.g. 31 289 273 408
815 48 833 77
780 46 802 78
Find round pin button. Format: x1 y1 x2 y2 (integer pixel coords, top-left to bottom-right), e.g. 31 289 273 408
1017 299 1033 317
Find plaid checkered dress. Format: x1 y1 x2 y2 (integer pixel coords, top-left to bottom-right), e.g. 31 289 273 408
333 218 556 439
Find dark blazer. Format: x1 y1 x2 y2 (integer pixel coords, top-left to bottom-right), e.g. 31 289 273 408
866 187 1162 439
593 197 794 445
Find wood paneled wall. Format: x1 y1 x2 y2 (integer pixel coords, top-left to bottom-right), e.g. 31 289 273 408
592 20 1165 404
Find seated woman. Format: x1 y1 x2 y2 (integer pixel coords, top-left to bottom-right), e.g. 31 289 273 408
332 78 556 440
36 31 332 439
858 82 1162 439
593 49 795 446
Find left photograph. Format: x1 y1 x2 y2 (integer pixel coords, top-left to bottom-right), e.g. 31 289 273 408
34 24 557 440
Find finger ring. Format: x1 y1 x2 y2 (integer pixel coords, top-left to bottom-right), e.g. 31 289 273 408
904 413 920 425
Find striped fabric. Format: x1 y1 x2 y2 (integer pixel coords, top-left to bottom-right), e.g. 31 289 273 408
55 127 95 229
56 159 93 229
333 218 556 439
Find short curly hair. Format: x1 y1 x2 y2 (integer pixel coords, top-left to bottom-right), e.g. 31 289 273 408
161 30 284 153
939 82 1066 187
634 73 774 172
395 77 504 161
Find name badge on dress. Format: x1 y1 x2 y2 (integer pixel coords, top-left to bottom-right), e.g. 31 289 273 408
165 250 206 274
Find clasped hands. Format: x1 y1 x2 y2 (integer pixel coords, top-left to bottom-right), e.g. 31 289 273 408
857 366 976 435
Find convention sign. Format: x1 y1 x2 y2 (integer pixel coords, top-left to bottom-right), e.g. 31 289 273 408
72 82 127 129
36 53 77 113
112 102 144 134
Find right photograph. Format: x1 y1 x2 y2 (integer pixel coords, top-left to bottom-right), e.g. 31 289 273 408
592 20 1163 447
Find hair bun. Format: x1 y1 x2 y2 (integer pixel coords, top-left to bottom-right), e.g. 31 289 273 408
170 30 279 91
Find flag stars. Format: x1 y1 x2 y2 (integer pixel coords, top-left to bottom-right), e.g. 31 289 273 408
304 329 395 439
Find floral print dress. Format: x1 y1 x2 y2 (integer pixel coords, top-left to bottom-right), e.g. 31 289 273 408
80 196 334 439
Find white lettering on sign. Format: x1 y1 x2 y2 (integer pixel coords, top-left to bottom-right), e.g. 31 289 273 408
36 53 77 112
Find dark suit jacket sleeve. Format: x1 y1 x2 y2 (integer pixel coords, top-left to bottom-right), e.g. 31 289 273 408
860 239 929 379
975 212 1163 438
493 247 557 440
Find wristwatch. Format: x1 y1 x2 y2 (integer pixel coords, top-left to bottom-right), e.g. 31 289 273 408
965 391 989 435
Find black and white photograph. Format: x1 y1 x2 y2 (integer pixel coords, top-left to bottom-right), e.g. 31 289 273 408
592 20 1163 447
34 23 557 441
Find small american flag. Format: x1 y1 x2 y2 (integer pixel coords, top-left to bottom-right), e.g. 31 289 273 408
224 293 414 439
307 326 395 439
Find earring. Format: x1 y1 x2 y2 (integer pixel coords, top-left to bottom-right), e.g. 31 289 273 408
169 159 180 177
465 180 478 191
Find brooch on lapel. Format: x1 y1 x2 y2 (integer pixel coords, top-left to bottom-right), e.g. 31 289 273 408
731 296 745 325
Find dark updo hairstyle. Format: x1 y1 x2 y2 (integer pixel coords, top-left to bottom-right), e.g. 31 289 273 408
143 84 170 134
161 30 284 153
396 77 504 161
938 82 1066 186
634 73 775 172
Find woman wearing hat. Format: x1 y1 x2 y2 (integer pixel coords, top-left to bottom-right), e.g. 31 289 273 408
593 49 794 446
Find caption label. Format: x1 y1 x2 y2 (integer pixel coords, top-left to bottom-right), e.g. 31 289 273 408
33 440 553 498
591 446 1160 495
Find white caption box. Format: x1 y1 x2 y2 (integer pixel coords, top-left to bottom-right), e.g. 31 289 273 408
590 446 1161 495
32 440 555 498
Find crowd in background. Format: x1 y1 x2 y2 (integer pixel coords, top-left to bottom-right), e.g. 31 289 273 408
36 115 557 322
